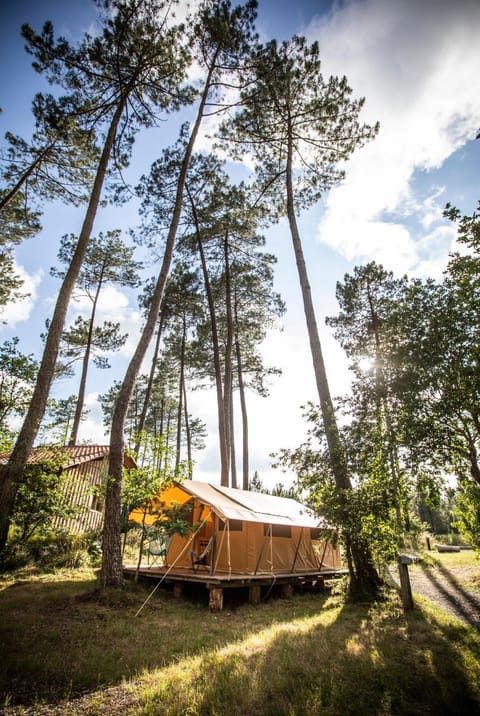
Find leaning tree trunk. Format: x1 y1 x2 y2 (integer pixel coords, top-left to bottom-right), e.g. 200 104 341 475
183 378 193 478
228 389 237 489
134 311 165 457
285 127 382 600
0 99 125 557
101 58 219 589
175 315 186 475
235 322 249 491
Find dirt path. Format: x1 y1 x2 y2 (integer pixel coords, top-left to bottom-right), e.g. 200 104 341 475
394 553 480 628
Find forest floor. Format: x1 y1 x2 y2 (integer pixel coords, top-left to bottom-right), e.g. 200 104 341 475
1 552 479 715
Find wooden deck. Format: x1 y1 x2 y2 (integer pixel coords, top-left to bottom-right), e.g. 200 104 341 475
123 564 348 611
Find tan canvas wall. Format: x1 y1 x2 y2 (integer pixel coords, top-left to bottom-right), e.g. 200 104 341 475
315 536 341 570
250 524 318 574
164 516 341 575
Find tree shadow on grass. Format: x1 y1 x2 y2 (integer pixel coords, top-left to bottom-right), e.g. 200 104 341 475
0 576 336 708
148 597 480 716
3 575 480 714
414 561 480 629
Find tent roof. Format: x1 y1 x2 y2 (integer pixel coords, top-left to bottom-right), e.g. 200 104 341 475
152 480 323 528
0 445 136 470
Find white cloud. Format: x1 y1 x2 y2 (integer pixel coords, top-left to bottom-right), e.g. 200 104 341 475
76 391 109 444
67 285 143 357
307 0 480 274
0 263 42 327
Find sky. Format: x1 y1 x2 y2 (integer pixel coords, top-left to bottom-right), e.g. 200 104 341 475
1 0 480 488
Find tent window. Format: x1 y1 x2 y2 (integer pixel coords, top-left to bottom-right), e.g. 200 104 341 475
264 524 291 538
219 519 242 531
310 528 326 541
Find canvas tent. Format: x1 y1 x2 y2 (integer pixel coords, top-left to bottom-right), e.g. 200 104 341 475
129 480 341 576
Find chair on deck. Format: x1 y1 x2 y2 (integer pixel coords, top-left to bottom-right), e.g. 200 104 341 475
189 533 216 570
147 535 172 567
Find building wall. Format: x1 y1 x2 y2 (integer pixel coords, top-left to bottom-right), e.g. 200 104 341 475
52 456 109 534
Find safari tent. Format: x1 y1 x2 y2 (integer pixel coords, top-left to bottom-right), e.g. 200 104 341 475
129 480 341 576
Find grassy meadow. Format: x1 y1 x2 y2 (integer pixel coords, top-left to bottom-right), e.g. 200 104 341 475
0 560 479 715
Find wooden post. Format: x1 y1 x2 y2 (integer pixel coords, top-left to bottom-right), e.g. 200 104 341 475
280 583 294 599
398 555 414 611
209 587 223 612
249 584 261 605
173 582 184 599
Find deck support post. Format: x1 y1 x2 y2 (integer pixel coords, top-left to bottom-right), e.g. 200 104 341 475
173 582 184 599
280 583 294 599
249 585 262 605
209 587 223 612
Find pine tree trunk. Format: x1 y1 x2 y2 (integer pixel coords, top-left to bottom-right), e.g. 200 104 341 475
187 185 229 486
230 396 237 489
285 127 381 600
134 312 164 457
235 329 249 491
183 378 193 478
0 99 125 557
101 59 219 588
223 235 234 486
366 278 403 532
175 316 186 475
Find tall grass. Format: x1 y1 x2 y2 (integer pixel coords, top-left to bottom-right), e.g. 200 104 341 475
1 564 479 714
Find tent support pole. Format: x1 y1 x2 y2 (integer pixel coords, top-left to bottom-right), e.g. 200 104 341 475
317 529 332 569
254 525 269 575
291 527 304 572
210 513 217 576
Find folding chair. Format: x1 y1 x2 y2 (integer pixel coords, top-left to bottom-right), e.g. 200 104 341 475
147 535 171 567
189 532 216 570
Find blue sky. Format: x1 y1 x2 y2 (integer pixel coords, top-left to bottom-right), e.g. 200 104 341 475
1 0 480 485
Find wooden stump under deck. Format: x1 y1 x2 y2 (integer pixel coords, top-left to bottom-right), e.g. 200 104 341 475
173 582 184 599
209 587 223 612
249 584 262 605
281 583 294 599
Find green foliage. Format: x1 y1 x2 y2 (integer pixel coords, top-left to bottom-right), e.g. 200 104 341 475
220 35 378 215
151 501 194 539
274 404 401 569
2 530 103 571
453 479 480 552
38 395 79 445
9 458 77 544
58 315 127 371
0 251 25 313
0 337 38 429
123 433 189 528
249 470 266 492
